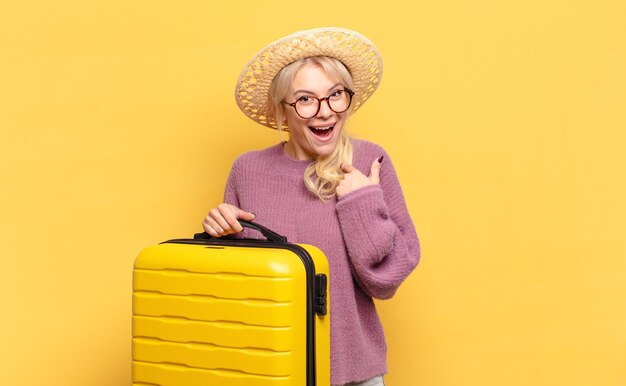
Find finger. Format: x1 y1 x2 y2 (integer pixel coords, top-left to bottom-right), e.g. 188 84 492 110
209 207 234 234
236 208 256 222
369 155 383 184
215 204 238 233
203 216 224 237
218 204 247 233
341 163 355 173
219 205 257 233
202 218 217 237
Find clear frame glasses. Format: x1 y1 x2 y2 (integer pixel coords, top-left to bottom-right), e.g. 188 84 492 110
284 88 355 119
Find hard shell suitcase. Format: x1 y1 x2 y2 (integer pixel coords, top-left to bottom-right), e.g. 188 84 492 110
132 221 330 386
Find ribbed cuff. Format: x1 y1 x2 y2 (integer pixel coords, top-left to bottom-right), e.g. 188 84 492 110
336 185 394 266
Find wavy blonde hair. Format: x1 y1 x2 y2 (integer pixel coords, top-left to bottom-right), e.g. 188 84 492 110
268 56 354 201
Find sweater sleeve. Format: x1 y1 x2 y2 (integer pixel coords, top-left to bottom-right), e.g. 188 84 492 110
335 148 420 299
222 156 257 239
223 157 240 207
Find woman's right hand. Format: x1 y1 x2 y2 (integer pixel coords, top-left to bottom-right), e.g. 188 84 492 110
202 203 256 237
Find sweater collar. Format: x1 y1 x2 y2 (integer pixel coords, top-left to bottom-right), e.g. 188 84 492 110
273 142 315 169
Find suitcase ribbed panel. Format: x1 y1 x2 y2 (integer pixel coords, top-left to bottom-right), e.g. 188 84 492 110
133 337 291 376
133 361 291 386
133 315 293 351
134 268 294 301
133 291 293 326
133 243 309 386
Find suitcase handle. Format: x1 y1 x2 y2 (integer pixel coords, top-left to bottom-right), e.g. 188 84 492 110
238 220 287 242
194 220 287 243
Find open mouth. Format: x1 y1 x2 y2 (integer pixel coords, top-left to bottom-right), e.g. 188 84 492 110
308 124 335 140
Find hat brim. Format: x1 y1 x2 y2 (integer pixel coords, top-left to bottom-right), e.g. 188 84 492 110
235 27 383 130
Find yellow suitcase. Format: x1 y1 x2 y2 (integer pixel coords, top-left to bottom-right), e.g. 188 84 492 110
132 221 330 386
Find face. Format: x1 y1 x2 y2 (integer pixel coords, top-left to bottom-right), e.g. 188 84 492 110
283 63 348 160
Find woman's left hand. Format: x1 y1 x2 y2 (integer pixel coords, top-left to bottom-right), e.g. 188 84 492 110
336 156 383 199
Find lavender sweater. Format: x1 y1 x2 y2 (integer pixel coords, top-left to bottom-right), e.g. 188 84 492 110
223 139 420 385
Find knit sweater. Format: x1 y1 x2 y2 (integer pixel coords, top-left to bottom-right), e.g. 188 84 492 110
223 139 420 385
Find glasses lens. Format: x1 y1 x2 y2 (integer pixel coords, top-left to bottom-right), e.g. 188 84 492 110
328 90 351 113
295 98 319 119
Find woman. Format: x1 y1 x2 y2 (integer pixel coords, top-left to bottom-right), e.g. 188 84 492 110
203 27 420 386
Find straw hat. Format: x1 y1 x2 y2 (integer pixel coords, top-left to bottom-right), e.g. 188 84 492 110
235 27 383 130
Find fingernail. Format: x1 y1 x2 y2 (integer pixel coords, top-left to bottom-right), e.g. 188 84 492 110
378 155 384 163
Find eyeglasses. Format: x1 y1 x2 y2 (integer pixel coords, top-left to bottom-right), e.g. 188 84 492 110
284 88 354 119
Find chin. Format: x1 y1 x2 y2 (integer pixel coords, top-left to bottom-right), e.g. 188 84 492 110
307 135 341 159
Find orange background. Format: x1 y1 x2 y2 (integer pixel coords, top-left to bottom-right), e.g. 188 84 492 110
1 1 625 385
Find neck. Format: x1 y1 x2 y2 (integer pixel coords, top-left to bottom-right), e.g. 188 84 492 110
283 140 314 161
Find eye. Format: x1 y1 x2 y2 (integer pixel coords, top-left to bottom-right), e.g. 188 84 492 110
297 95 315 105
329 90 344 99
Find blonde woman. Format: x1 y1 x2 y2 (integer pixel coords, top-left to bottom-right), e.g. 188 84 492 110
202 28 420 386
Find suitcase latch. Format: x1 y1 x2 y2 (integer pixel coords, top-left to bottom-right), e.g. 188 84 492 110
315 274 328 316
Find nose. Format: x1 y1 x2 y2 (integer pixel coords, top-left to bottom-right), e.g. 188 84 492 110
316 98 333 118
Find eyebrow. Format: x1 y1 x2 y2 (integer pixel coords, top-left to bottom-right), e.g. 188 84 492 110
293 83 343 95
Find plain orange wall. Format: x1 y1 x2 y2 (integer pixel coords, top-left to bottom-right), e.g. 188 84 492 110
1 1 625 385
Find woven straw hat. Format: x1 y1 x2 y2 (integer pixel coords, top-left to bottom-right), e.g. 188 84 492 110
235 27 383 130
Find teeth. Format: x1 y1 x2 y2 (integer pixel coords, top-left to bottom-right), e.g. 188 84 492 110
310 125 334 131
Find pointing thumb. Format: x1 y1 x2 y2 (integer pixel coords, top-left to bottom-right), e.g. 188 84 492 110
369 155 383 184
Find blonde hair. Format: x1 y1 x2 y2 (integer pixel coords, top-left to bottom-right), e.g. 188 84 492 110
268 56 354 201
